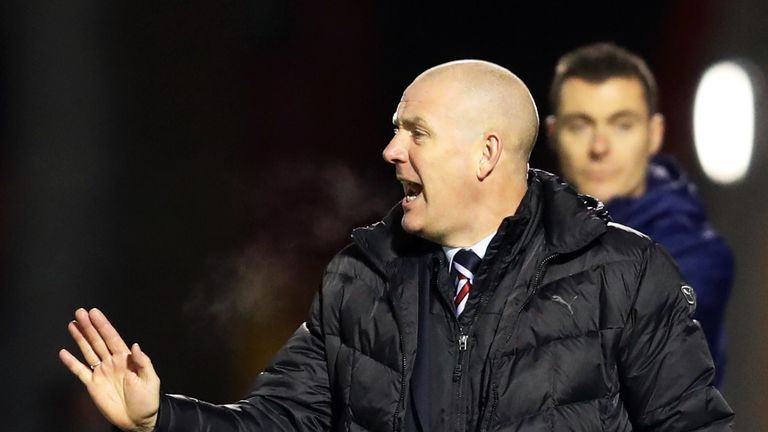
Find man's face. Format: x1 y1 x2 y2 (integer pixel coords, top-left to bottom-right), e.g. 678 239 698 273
549 77 663 203
382 78 482 245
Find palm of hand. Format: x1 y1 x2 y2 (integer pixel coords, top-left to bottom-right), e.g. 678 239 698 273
59 308 160 432
89 351 160 430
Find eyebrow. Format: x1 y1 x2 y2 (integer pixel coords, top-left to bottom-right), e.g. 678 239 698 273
559 113 593 123
607 110 646 122
392 114 429 130
559 110 646 123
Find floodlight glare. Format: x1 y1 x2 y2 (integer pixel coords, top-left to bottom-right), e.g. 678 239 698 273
693 61 755 184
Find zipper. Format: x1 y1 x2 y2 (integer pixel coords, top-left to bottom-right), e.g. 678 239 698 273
432 258 467 384
432 254 494 432
522 253 559 311
458 334 469 351
388 268 408 432
447 256 484 432
479 252 559 432
392 332 407 432
431 256 469 429
454 328 470 432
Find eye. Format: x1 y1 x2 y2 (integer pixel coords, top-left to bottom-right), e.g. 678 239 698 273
565 119 590 134
614 120 635 132
410 129 428 141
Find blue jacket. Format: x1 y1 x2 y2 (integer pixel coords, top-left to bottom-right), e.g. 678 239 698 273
606 155 733 386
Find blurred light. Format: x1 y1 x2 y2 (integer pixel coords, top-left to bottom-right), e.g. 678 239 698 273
693 61 755 184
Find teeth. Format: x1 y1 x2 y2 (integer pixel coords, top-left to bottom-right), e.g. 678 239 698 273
400 180 422 203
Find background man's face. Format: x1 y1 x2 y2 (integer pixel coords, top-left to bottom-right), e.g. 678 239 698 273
550 77 663 203
382 78 481 245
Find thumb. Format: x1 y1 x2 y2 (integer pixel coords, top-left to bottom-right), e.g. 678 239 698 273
130 343 157 381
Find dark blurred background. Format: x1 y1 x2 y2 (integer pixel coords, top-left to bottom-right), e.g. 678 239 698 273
1 1 766 430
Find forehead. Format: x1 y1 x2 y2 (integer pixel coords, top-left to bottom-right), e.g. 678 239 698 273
394 78 463 123
559 77 649 116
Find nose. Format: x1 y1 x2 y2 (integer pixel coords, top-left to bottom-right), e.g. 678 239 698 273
383 133 407 165
588 129 610 159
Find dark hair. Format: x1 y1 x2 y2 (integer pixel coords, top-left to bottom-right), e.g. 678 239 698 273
549 42 658 114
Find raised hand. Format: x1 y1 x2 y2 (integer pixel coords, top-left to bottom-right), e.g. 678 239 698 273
59 308 160 432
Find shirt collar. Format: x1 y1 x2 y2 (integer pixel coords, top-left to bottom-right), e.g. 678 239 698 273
442 231 496 269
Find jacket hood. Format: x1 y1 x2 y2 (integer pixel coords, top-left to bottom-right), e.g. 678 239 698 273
534 169 609 254
605 155 708 229
351 169 608 277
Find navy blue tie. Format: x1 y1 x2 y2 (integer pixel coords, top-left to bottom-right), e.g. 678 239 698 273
452 249 481 316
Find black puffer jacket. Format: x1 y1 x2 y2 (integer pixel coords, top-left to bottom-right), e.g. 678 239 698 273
155 170 733 431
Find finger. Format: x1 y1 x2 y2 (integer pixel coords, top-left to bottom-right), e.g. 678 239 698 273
67 320 101 367
75 308 111 360
129 343 157 381
89 308 131 355
59 348 92 384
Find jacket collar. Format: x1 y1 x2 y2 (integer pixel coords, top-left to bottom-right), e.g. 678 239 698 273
351 169 609 277
351 204 437 279
605 155 707 229
533 169 609 254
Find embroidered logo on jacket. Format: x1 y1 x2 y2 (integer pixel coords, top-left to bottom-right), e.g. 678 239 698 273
551 295 578 315
681 285 696 305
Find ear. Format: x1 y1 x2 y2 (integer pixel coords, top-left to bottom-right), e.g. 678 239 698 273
545 115 558 149
648 113 665 155
477 133 502 181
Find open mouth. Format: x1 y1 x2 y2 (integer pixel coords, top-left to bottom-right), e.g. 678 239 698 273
401 180 423 203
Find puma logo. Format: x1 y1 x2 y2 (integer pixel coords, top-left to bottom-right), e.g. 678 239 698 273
681 285 696 305
551 295 578 315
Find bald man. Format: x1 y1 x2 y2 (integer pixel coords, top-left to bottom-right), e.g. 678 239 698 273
61 61 733 432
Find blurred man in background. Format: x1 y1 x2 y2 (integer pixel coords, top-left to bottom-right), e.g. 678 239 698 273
547 42 734 386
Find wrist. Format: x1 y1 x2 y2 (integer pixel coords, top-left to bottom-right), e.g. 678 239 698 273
138 412 159 432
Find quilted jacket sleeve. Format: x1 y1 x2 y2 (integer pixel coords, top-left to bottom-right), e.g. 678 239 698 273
670 232 733 386
618 243 734 431
153 288 333 432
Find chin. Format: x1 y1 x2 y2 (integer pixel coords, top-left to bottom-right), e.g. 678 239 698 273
400 215 423 235
401 216 445 244
592 192 618 203
580 185 613 203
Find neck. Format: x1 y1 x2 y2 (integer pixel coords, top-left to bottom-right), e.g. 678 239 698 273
440 182 527 247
